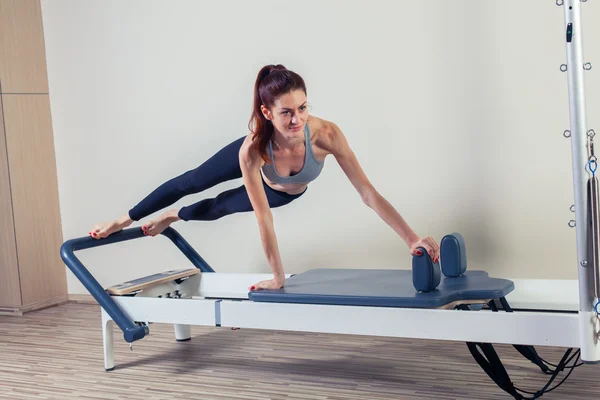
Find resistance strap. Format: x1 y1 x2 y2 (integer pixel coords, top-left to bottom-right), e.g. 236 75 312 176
458 298 582 399
587 132 600 302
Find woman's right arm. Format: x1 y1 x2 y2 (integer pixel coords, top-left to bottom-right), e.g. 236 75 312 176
239 136 286 290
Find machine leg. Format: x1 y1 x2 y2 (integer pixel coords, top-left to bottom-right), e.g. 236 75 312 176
174 324 191 342
101 309 115 371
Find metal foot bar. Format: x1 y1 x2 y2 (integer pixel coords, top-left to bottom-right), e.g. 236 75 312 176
59 226 214 343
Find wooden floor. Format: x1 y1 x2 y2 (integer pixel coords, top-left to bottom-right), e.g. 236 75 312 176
0 303 598 400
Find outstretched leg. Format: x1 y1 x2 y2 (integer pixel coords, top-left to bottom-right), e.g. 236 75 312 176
141 179 306 235
128 135 247 221
179 179 306 221
91 135 246 238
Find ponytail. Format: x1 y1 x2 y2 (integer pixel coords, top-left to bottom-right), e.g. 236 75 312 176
248 64 307 163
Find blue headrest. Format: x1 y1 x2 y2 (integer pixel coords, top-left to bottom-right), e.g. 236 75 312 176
412 247 441 292
440 232 467 277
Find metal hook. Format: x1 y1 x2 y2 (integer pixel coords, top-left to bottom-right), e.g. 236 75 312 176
585 157 598 174
584 62 592 70
569 220 576 228
588 129 596 138
571 205 576 212
564 130 571 138
560 64 568 72
556 0 563 5
590 158 598 175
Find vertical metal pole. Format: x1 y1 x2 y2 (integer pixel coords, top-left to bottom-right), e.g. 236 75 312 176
562 0 600 363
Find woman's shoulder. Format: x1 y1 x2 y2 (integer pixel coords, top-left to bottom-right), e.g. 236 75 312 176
308 115 341 139
308 115 344 149
238 133 264 167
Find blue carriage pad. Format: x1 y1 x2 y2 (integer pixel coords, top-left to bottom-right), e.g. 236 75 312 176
248 269 515 308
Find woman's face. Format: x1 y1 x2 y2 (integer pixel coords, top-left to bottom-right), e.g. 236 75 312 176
262 89 308 140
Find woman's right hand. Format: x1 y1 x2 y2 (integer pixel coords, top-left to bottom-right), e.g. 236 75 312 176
249 276 285 291
239 136 287 290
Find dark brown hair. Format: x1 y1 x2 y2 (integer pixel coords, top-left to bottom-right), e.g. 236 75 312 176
248 64 307 163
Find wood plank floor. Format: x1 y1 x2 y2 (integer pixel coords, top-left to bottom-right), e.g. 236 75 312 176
0 303 598 399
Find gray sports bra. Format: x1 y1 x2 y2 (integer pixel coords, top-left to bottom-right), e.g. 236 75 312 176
261 123 324 185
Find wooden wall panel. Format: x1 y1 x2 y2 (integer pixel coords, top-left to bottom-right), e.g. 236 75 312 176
2 94 66 306
0 0 49 93
0 94 22 308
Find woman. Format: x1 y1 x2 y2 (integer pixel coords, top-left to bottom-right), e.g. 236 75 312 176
89 64 440 291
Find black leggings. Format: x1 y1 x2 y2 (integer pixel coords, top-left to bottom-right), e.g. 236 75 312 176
128 136 306 222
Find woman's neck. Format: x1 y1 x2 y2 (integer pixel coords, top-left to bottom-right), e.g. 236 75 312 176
272 130 304 151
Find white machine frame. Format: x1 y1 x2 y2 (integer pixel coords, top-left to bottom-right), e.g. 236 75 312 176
60 1 598 398
560 0 600 366
100 272 587 371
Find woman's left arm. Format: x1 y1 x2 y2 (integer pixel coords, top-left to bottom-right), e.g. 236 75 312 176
325 121 440 262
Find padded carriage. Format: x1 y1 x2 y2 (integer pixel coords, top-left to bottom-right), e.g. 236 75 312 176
248 268 515 308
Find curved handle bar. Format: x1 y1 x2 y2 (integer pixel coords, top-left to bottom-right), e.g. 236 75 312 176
59 226 214 343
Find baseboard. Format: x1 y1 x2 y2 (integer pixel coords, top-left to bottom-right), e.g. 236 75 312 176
0 295 70 316
68 294 97 305
0 307 24 316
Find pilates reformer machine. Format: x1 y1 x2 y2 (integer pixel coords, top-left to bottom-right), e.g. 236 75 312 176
60 2 599 399
60 227 592 399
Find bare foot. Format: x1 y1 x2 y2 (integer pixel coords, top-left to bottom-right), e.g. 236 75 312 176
89 214 133 239
249 277 285 291
142 209 181 237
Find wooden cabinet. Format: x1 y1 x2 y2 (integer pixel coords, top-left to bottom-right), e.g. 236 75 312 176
0 0 67 315
0 0 49 94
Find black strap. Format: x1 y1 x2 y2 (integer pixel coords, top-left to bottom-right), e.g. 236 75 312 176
461 298 579 399
512 345 552 374
494 298 552 374
466 342 523 399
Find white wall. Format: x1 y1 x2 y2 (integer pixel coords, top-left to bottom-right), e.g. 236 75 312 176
40 0 599 294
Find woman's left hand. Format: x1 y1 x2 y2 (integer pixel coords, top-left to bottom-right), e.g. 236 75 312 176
409 236 440 263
